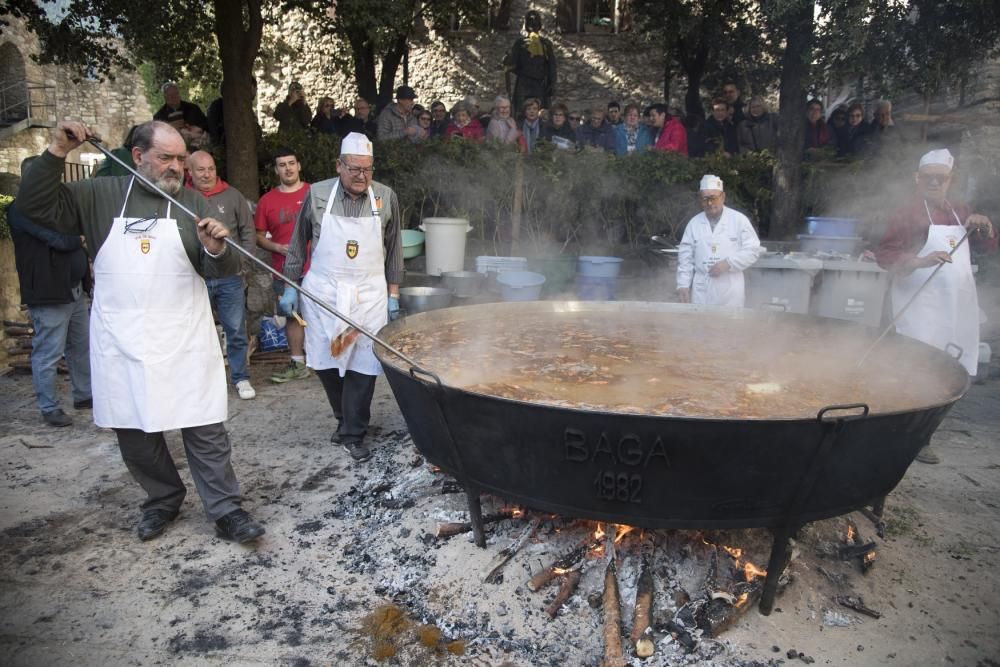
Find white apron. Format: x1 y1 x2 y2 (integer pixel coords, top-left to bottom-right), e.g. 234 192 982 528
91 178 228 431
300 181 387 376
691 217 745 307
891 204 979 375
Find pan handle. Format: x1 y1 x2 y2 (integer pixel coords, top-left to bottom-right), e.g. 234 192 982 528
944 342 964 361
409 365 443 390
817 403 870 422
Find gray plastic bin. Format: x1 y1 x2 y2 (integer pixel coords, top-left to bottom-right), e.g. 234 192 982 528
812 260 888 327
745 257 822 313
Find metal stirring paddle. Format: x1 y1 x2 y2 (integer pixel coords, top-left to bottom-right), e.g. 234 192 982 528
856 226 971 368
64 130 424 370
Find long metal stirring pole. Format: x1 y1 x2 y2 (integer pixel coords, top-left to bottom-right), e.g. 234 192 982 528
72 133 424 370
856 227 971 368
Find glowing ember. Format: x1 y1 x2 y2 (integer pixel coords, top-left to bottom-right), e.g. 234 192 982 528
593 523 606 541
722 546 743 559
511 508 524 518
736 592 750 607
614 524 636 543
744 562 767 581
846 524 856 542
863 550 877 566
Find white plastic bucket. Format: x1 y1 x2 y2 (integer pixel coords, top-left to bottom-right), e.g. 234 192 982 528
419 218 472 276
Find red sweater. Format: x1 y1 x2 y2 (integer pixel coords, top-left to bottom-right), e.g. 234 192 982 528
652 117 688 156
445 121 484 142
876 199 997 270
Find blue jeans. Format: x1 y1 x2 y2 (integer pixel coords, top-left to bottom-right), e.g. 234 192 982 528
28 290 92 414
205 275 250 384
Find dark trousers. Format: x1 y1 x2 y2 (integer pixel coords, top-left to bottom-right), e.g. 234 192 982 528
114 422 242 521
316 369 377 444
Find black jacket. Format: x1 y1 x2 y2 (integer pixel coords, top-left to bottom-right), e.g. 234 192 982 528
9 202 90 306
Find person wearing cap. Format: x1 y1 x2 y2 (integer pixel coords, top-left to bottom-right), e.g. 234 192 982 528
504 10 557 116
273 81 312 132
376 86 420 141
280 133 404 463
677 175 762 307
16 120 265 544
153 82 209 132
877 149 996 461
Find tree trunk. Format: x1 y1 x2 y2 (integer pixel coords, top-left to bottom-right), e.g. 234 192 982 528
215 0 263 201
376 34 409 112
769 0 814 240
496 0 515 30
346 29 378 106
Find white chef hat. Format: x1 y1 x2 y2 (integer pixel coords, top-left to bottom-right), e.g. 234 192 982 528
699 174 724 192
340 132 373 157
918 148 954 171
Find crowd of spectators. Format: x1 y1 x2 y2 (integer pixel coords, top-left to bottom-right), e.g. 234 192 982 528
151 75 907 166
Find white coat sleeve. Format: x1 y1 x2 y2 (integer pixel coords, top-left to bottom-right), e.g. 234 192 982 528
676 219 696 290
726 213 762 272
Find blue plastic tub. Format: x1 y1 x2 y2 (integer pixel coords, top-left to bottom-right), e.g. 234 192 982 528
806 217 860 237
497 271 546 301
575 275 617 301
577 256 623 279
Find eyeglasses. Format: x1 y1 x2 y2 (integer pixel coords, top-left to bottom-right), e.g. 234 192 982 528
701 195 722 204
124 215 159 234
342 164 374 177
918 173 949 185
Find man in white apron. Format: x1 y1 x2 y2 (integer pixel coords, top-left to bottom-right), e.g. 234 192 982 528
677 174 762 306
17 120 265 543
877 148 996 463
280 133 404 463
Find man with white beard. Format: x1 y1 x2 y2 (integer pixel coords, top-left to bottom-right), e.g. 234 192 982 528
16 120 266 544
676 174 762 307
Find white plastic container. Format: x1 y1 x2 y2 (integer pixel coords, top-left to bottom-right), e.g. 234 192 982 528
812 260 888 327
419 218 472 276
745 257 822 314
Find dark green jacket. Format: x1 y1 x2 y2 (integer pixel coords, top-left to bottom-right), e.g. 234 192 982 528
17 150 238 279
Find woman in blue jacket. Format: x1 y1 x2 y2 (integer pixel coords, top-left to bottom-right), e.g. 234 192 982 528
614 103 654 156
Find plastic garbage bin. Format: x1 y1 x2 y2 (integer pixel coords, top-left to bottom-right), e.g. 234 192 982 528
745 256 823 313
812 260 888 327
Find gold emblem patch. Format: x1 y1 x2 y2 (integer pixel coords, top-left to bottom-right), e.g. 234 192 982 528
948 236 957 248
140 239 151 254
346 239 359 259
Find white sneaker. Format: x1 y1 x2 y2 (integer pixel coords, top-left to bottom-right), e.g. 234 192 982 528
236 380 256 400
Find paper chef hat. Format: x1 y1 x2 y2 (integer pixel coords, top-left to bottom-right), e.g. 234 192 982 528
700 174 724 192
340 132 373 157
918 148 954 171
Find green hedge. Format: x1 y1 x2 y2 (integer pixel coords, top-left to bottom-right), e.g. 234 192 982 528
0 195 13 241
257 131 777 257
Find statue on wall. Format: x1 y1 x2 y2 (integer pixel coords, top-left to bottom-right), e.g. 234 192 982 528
503 10 557 115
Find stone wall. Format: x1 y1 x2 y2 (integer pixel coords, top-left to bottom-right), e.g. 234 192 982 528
255 0 666 132
0 15 150 179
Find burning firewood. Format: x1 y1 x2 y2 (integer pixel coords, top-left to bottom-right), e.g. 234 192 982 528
836 594 881 619
629 538 656 659
483 517 540 584
601 557 626 667
435 509 518 538
841 520 877 572
528 535 601 592
544 566 582 619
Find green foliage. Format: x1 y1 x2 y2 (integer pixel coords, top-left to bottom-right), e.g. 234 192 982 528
256 134 777 253
0 195 13 241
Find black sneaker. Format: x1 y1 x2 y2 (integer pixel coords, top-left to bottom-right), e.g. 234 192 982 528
342 441 371 462
215 509 265 543
42 409 72 427
73 398 93 410
137 508 179 541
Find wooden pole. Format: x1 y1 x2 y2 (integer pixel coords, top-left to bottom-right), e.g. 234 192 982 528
510 156 524 255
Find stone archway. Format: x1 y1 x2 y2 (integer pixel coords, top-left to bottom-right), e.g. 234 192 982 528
0 42 29 121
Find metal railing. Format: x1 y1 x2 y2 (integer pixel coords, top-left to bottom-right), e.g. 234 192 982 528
63 162 92 183
0 80 56 127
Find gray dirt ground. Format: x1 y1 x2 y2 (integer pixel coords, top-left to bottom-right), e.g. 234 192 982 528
1 346 999 666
